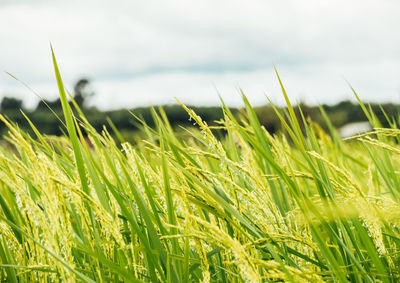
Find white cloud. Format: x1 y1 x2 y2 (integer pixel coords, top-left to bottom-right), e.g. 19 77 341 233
0 0 399 109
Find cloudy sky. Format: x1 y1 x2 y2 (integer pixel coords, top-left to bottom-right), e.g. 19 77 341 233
0 0 399 110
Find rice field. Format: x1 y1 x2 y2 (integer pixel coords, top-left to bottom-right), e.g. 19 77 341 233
1 51 400 282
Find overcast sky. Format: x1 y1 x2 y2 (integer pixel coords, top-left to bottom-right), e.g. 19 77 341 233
0 0 399 110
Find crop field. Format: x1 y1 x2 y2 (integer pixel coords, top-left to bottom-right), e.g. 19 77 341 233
1 52 400 282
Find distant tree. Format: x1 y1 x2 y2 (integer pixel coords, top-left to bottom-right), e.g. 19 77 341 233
73 78 94 108
34 77 94 112
0 96 23 111
35 98 62 111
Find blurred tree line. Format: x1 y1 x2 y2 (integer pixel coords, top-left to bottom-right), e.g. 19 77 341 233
1 78 399 140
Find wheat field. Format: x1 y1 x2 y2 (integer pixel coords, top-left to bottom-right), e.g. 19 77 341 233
0 51 400 282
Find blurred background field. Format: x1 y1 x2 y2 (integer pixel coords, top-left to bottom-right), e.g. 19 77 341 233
1 79 399 143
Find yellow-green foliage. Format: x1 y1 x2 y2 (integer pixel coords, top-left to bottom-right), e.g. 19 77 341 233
1 53 400 282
